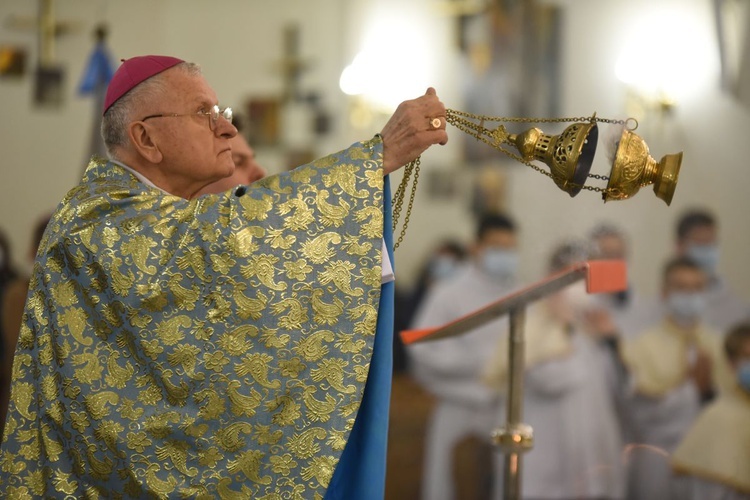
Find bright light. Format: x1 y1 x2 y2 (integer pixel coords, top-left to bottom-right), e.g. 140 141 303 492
339 6 435 111
615 6 718 101
339 53 369 96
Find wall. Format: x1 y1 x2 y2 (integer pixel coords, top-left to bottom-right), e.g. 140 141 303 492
0 0 169 271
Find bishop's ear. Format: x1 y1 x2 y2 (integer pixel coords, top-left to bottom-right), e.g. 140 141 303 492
128 121 163 164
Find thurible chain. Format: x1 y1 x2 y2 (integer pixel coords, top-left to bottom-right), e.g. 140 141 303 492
391 110 630 248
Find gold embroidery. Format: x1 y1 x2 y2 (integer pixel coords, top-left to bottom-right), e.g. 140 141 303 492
316 190 351 227
311 289 344 326
0 139 386 498
300 232 341 264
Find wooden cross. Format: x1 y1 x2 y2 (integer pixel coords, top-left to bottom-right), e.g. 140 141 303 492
276 23 311 102
5 0 81 67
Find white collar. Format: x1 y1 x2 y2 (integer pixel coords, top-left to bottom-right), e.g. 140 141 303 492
111 160 169 195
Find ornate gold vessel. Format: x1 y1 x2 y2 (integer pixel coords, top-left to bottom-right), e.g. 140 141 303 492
605 129 682 205
443 109 683 205
392 110 683 249
508 121 598 197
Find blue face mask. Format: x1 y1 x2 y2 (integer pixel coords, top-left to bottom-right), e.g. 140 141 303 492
686 244 719 276
738 360 750 392
430 256 459 282
666 292 707 327
480 249 518 281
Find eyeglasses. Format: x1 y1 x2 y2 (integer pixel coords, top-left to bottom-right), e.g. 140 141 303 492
141 105 233 131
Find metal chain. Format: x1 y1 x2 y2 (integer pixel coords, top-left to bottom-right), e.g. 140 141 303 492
391 166 410 229
445 109 628 194
389 110 630 249
391 156 421 250
446 108 630 126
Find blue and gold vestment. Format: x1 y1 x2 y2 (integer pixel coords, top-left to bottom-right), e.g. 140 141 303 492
0 137 393 499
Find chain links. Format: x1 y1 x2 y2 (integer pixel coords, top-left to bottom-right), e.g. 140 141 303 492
446 108 630 126
390 110 631 249
445 109 629 194
391 156 420 250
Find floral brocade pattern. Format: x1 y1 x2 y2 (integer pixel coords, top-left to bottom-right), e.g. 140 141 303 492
0 139 385 499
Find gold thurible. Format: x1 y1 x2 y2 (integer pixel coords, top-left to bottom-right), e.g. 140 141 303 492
605 128 682 205
391 109 683 250
444 109 682 205
507 120 598 197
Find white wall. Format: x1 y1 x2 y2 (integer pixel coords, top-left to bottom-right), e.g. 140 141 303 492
1 0 748 304
0 0 169 271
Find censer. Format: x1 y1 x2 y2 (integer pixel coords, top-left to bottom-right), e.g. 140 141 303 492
392 109 683 248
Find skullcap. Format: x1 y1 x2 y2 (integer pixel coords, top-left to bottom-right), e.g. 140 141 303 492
103 55 184 115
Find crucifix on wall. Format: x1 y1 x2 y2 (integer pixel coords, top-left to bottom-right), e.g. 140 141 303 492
6 0 81 106
274 24 330 145
35 0 66 106
276 24 309 103
244 23 331 155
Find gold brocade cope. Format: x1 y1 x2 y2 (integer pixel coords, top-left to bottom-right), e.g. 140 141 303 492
620 320 733 398
444 109 683 205
0 138 386 499
671 388 750 494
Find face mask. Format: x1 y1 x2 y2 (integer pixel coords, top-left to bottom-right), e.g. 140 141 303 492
686 244 719 275
738 361 750 392
666 292 707 327
430 256 459 282
480 248 518 281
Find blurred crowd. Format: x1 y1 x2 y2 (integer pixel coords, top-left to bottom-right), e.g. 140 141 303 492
397 208 750 500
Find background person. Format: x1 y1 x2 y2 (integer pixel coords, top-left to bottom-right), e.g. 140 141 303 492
671 322 750 500
619 257 730 500
485 241 625 500
674 208 750 333
588 222 660 339
408 212 520 500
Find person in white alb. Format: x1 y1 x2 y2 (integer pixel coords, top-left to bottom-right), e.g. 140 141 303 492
485 241 625 500
409 213 520 500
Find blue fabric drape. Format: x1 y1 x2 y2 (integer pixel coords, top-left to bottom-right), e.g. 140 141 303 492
324 176 395 500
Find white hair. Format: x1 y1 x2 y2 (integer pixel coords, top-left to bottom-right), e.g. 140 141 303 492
101 62 202 159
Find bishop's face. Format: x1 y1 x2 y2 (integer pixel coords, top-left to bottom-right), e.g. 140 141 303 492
140 68 237 198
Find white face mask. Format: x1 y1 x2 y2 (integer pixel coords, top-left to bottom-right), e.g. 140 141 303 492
429 256 459 282
480 248 518 281
686 244 719 276
548 282 596 325
666 291 707 327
